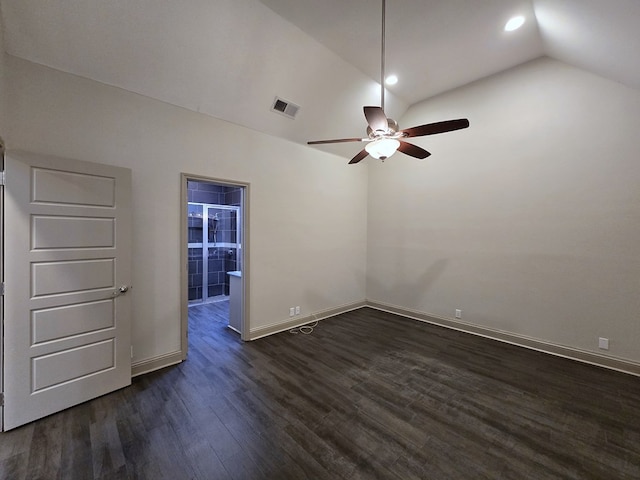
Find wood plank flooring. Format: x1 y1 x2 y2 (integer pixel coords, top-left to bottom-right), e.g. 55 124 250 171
1 304 640 479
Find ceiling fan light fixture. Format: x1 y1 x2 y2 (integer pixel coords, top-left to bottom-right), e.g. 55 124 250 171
365 138 400 160
504 15 525 32
306 0 469 164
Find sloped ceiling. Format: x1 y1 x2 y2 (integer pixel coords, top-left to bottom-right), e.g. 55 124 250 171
1 0 639 159
259 0 544 106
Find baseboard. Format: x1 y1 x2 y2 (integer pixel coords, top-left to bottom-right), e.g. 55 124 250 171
131 351 183 377
248 300 367 340
135 300 639 378
131 302 366 376
366 300 640 377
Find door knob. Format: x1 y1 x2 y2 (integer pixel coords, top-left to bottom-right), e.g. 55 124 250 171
112 285 131 297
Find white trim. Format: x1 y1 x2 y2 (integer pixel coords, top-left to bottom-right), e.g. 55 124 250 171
366 300 640 377
132 351 183 377
139 299 640 379
134 302 365 376
248 301 366 340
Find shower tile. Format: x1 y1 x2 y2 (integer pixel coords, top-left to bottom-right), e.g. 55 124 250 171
197 183 223 193
188 261 198 275
208 259 223 272
192 191 218 204
225 188 242 206
188 286 201 301
208 284 223 297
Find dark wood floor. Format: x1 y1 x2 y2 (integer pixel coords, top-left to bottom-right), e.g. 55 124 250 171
1 304 640 479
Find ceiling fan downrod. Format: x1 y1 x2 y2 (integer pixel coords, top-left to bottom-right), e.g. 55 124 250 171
380 0 386 113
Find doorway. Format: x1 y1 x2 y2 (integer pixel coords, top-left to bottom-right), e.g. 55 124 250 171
187 202 241 305
180 174 249 359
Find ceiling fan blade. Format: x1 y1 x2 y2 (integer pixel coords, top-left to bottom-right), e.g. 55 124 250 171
398 140 431 159
307 137 365 145
364 106 388 132
348 149 369 164
401 118 470 138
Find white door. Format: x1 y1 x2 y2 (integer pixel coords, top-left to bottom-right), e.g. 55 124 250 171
2 151 132 430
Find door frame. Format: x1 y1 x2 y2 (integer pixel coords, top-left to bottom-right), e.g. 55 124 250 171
179 173 250 358
0 139 5 431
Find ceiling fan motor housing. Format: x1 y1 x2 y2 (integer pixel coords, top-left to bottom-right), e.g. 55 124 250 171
367 118 398 138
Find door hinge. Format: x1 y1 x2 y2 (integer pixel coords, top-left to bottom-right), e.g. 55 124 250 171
0 282 4 296
0 171 5 186
0 393 4 407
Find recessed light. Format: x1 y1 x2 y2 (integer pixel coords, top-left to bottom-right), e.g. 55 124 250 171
504 15 525 32
385 75 398 85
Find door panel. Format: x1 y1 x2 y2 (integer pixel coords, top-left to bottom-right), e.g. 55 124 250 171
31 167 116 206
3 151 132 430
32 299 114 343
32 339 114 391
32 258 115 296
32 216 115 249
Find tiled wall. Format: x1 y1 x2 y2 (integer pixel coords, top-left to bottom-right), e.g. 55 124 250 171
187 181 241 206
187 181 241 302
187 247 238 301
188 247 204 301
209 208 235 244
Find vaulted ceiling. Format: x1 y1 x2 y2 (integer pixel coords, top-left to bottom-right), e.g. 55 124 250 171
1 0 639 159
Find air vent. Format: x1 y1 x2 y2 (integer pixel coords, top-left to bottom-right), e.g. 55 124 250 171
271 97 300 119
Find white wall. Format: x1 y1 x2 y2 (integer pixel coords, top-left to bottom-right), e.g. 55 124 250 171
367 57 640 363
3 55 368 364
0 17 7 138
6 49 639 369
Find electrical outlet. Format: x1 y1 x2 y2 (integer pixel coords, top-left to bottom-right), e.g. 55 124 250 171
455 309 462 319
598 337 609 350
289 307 295 317
295 306 300 315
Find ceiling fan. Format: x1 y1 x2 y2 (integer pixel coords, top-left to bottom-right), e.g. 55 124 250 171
307 0 470 164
